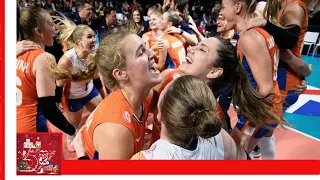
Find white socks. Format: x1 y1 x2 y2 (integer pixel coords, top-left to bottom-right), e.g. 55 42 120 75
257 135 276 160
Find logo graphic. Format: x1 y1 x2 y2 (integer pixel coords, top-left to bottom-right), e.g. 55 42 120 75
123 111 131 123
17 133 62 175
135 136 141 142
173 73 181 79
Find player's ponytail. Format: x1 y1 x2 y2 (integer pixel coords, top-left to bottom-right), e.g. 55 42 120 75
212 37 286 129
53 15 92 49
48 51 98 82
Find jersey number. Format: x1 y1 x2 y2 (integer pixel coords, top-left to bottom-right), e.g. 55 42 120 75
273 49 280 81
16 76 22 106
178 48 186 64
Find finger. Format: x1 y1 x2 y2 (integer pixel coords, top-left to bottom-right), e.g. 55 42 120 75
296 85 307 89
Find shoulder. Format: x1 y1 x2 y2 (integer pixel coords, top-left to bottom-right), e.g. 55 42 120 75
239 29 266 51
34 52 56 65
142 32 150 40
161 69 180 81
140 140 173 160
93 90 132 123
131 152 146 160
286 1 306 13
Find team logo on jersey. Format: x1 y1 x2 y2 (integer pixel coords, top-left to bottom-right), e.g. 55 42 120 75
173 73 181 79
135 137 141 142
123 111 131 123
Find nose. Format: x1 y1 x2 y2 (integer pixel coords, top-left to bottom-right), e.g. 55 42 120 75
148 49 156 60
187 46 195 54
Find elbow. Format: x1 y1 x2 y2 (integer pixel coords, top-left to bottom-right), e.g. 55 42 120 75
258 85 274 97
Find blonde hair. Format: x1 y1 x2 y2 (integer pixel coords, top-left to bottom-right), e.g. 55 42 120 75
148 3 164 15
53 15 92 48
263 0 282 26
160 75 222 150
18 6 48 41
48 30 131 90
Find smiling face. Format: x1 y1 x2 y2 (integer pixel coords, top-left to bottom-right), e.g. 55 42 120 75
149 13 162 30
220 0 238 31
78 3 93 20
216 14 227 33
178 38 221 82
77 28 96 52
159 12 171 30
121 34 162 89
133 10 141 23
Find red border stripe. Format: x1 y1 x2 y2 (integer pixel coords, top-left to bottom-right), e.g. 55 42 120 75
303 90 320 95
61 160 320 175
0 0 5 179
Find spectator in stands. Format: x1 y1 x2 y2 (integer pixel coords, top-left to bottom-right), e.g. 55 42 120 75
197 21 206 35
122 0 130 17
97 7 118 41
72 0 100 31
128 8 147 37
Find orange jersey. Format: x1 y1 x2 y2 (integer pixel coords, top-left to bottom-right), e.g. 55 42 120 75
163 34 186 68
16 49 45 132
279 0 308 90
238 28 282 117
145 31 159 48
82 89 150 159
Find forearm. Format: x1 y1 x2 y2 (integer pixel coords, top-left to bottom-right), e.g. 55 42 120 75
154 47 168 71
280 48 311 77
264 21 300 49
181 32 198 45
38 96 75 135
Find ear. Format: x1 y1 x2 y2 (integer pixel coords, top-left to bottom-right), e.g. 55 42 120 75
112 68 128 82
34 27 43 38
157 110 163 123
168 22 173 27
235 2 243 14
206 67 223 80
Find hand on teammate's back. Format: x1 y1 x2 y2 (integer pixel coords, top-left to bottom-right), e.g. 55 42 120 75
244 17 267 32
295 80 308 95
16 40 41 57
72 127 87 158
165 26 181 34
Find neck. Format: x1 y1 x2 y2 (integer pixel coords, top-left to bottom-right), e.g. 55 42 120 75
80 16 87 22
221 29 234 38
235 15 250 35
152 29 163 37
121 85 150 115
160 122 171 141
75 47 89 60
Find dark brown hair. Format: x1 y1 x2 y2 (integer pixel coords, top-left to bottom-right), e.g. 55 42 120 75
210 37 285 129
160 75 222 150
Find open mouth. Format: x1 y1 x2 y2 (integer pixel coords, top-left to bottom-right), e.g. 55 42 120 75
185 56 193 64
91 44 96 50
149 62 160 74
